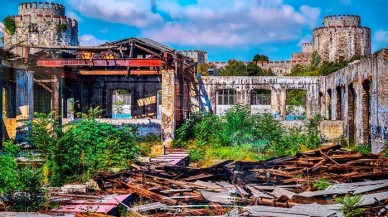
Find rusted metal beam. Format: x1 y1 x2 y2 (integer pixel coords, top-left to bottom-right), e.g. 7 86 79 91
79 70 160 76
37 58 163 67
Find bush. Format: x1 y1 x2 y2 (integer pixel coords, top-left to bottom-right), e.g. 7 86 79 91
0 141 44 211
29 110 140 186
174 106 323 166
313 178 331 190
336 194 365 217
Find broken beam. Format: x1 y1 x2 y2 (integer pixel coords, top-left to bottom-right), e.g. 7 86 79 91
79 70 160 76
37 58 163 67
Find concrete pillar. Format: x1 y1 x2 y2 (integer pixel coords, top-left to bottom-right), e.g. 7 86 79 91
16 69 34 143
271 85 281 118
161 69 176 148
280 88 287 120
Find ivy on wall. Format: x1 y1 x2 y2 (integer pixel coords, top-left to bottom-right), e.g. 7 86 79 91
4 17 16 35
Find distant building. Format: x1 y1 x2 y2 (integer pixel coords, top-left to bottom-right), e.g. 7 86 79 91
182 50 208 64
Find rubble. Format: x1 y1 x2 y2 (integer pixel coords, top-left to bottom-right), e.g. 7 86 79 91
81 143 388 216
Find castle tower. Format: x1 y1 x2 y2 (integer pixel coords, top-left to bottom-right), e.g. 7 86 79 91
4 2 78 56
312 15 371 62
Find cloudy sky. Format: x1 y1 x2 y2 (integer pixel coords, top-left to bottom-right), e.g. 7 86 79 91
0 0 387 61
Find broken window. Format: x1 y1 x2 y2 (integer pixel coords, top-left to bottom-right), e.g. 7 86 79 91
112 89 131 118
217 89 236 105
251 89 271 105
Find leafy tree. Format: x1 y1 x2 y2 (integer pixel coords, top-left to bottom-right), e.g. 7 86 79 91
253 54 269 63
219 60 262 76
197 62 217 76
4 17 16 35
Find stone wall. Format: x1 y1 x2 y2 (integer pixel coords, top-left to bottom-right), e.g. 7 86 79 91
313 15 371 62
198 76 322 119
324 49 388 153
4 2 78 56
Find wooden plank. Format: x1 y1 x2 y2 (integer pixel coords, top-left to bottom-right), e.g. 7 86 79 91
119 181 177 205
246 186 273 199
272 187 296 199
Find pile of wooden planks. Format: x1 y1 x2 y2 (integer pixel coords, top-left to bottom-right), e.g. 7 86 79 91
93 144 388 216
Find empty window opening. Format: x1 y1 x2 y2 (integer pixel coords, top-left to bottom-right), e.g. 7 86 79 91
348 83 356 145
336 86 342 120
286 89 306 120
112 89 131 118
362 79 371 144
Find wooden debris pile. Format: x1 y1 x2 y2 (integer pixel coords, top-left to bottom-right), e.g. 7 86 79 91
94 144 388 216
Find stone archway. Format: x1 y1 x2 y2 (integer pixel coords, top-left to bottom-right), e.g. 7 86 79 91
348 83 356 145
336 86 342 120
362 79 371 144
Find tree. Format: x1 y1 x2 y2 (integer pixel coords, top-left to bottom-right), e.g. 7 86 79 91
253 54 269 63
219 60 248 76
197 62 217 76
219 60 263 76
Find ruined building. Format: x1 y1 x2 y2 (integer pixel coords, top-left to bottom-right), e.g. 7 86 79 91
0 3 387 153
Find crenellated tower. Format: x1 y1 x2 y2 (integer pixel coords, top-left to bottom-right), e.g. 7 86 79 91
4 2 78 56
313 15 371 62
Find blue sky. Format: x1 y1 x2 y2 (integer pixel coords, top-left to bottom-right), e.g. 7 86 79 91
1 0 387 61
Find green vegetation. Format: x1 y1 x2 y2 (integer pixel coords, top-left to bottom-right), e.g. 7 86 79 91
0 108 142 210
312 178 331 190
30 111 139 186
218 60 273 76
4 17 16 35
336 194 365 217
173 106 323 166
197 62 217 75
253 54 269 63
289 51 360 76
0 141 44 211
59 23 68 31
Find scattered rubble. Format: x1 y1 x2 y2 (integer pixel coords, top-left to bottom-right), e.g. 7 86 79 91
72 143 387 216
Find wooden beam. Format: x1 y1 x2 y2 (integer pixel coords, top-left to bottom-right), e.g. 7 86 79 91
134 44 161 57
36 83 52 93
34 79 57 83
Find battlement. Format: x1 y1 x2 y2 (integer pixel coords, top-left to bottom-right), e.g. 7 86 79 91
302 42 313 53
13 14 78 28
323 15 360 27
18 2 65 16
313 26 370 35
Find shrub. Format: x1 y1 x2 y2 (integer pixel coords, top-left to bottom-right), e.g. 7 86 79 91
4 17 16 35
336 194 365 217
313 178 331 190
0 141 44 211
30 110 140 186
173 106 323 166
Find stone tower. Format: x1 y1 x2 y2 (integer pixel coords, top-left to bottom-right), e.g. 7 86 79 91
4 2 78 56
312 15 371 62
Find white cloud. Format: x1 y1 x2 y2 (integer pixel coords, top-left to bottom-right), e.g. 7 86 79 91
298 34 312 46
68 0 163 27
375 30 388 43
0 22 4 47
373 29 388 52
143 0 320 47
67 11 82 22
340 0 351 5
79 34 106 46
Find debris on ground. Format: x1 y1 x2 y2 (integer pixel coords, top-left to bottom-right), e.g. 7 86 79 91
77 143 387 216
